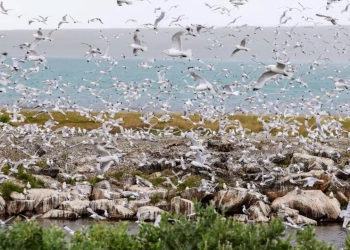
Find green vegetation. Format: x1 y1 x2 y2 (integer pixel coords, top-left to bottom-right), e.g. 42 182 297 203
0 204 344 250
5 110 348 137
0 114 10 124
0 182 24 200
17 166 44 188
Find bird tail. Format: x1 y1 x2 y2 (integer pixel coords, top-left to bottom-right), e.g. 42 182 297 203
245 48 251 51
142 46 148 52
284 72 293 78
184 49 192 58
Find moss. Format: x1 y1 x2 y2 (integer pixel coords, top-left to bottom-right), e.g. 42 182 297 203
150 193 162 204
86 176 100 185
0 181 24 200
0 115 10 124
177 175 202 192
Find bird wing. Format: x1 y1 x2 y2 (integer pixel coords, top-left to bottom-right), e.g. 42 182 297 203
133 48 139 56
37 29 43 36
254 71 277 90
100 160 114 174
93 144 111 157
171 30 184 50
154 11 165 27
81 43 92 49
48 29 57 38
286 216 297 225
316 14 330 18
231 48 240 56
189 68 208 85
0 2 5 12
276 62 286 70
133 32 141 45
240 38 247 47
87 207 97 216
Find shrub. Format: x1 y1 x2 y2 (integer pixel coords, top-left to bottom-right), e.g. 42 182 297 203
0 203 341 250
16 166 44 188
0 181 24 200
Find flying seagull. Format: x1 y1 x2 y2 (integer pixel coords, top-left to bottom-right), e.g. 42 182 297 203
162 28 195 58
129 29 147 56
231 37 250 56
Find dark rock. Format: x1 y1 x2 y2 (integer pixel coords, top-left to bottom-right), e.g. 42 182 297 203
34 144 46 157
39 166 60 178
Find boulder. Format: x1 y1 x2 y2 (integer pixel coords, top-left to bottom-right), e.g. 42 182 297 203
128 199 151 212
121 174 135 189
10 191 25 200
137 206 164 221
61 199 90 215
57 173 72 184
271 190 340 221
233 214 248 223
41 209 79 219
180 187 214 202
277 207 317 225
109 205 135 219
90 199 114 211
39 166 60 178
94 180 111 190
6 200 35 215
155 200 170 211
0 196 5 215
248 201 271 222
214 188 261 213
318 146 342 162
91 188 111 200
26 189 66 214
33 175 61 190
128 185 168 199
70 184 92 199
170 196 195 216
291 153 335 170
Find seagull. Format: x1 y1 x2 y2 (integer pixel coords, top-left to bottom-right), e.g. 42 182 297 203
188 67 215 93
226 16 242 27
63 225 75 235
242 205 250 215
129 29 147 56
231 37 250 56
0 216 14 225
117 0 133 6
340 202 350 228
88 18 103 24
297 177 324 187
154 11 166 30
162 28 195 58
253 61 292 90
87 207 106 220
315 14 337 25
0 2 11 15
58 14 69 28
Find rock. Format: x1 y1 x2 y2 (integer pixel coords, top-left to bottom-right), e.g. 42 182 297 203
155 200 170 211
180 187 213 202
291 153 335 170
109 205 135 219
33 175 61 190
93 180 111 190
135 175 155 188
6 200 35 215
0 196 5 215
41 209 79 219
214 188 261 213
294 215 317 225
170 196 195 216
128 199 151 212
245 163 262 174
248 201 271 222
90 199 114 211
39 166 60 178
10 191 25 200
233 214 248 223
271 190 340 221
57 173 72 184
26 189 67 214
70 184 92 199
91 188 111 200
34 144 46 157
61 199 90 215
318 146 342 162
137 206 164 221
128 185 168 199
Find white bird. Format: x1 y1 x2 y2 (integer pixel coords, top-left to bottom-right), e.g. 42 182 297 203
253 61 292 90
242 205 250 215
63 225 75 235
340 202 350 228
0 2 12 15
58 14 69 28
130 29 147 56
297 177 324 187
188 67 215 93
231 37 250 56
162 28 195 58
315 14 337 25
154 11 166 30
87 207 106 220
117 0 133 6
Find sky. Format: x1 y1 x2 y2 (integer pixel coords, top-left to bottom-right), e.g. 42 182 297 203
0 0 350 30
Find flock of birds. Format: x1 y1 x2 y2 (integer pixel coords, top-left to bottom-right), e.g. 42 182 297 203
0 0 349 236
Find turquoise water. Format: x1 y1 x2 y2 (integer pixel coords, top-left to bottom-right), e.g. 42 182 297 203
2 57 349 114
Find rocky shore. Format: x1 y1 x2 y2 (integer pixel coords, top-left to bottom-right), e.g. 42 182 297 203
0 134 349 226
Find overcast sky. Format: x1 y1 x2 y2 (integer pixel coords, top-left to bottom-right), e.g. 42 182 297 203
0 0 349 30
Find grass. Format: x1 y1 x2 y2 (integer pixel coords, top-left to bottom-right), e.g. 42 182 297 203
0 181 24 200
3 110 348 137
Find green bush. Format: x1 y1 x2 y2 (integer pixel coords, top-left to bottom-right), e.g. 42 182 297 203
0 181 24 200
0 203 342 250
